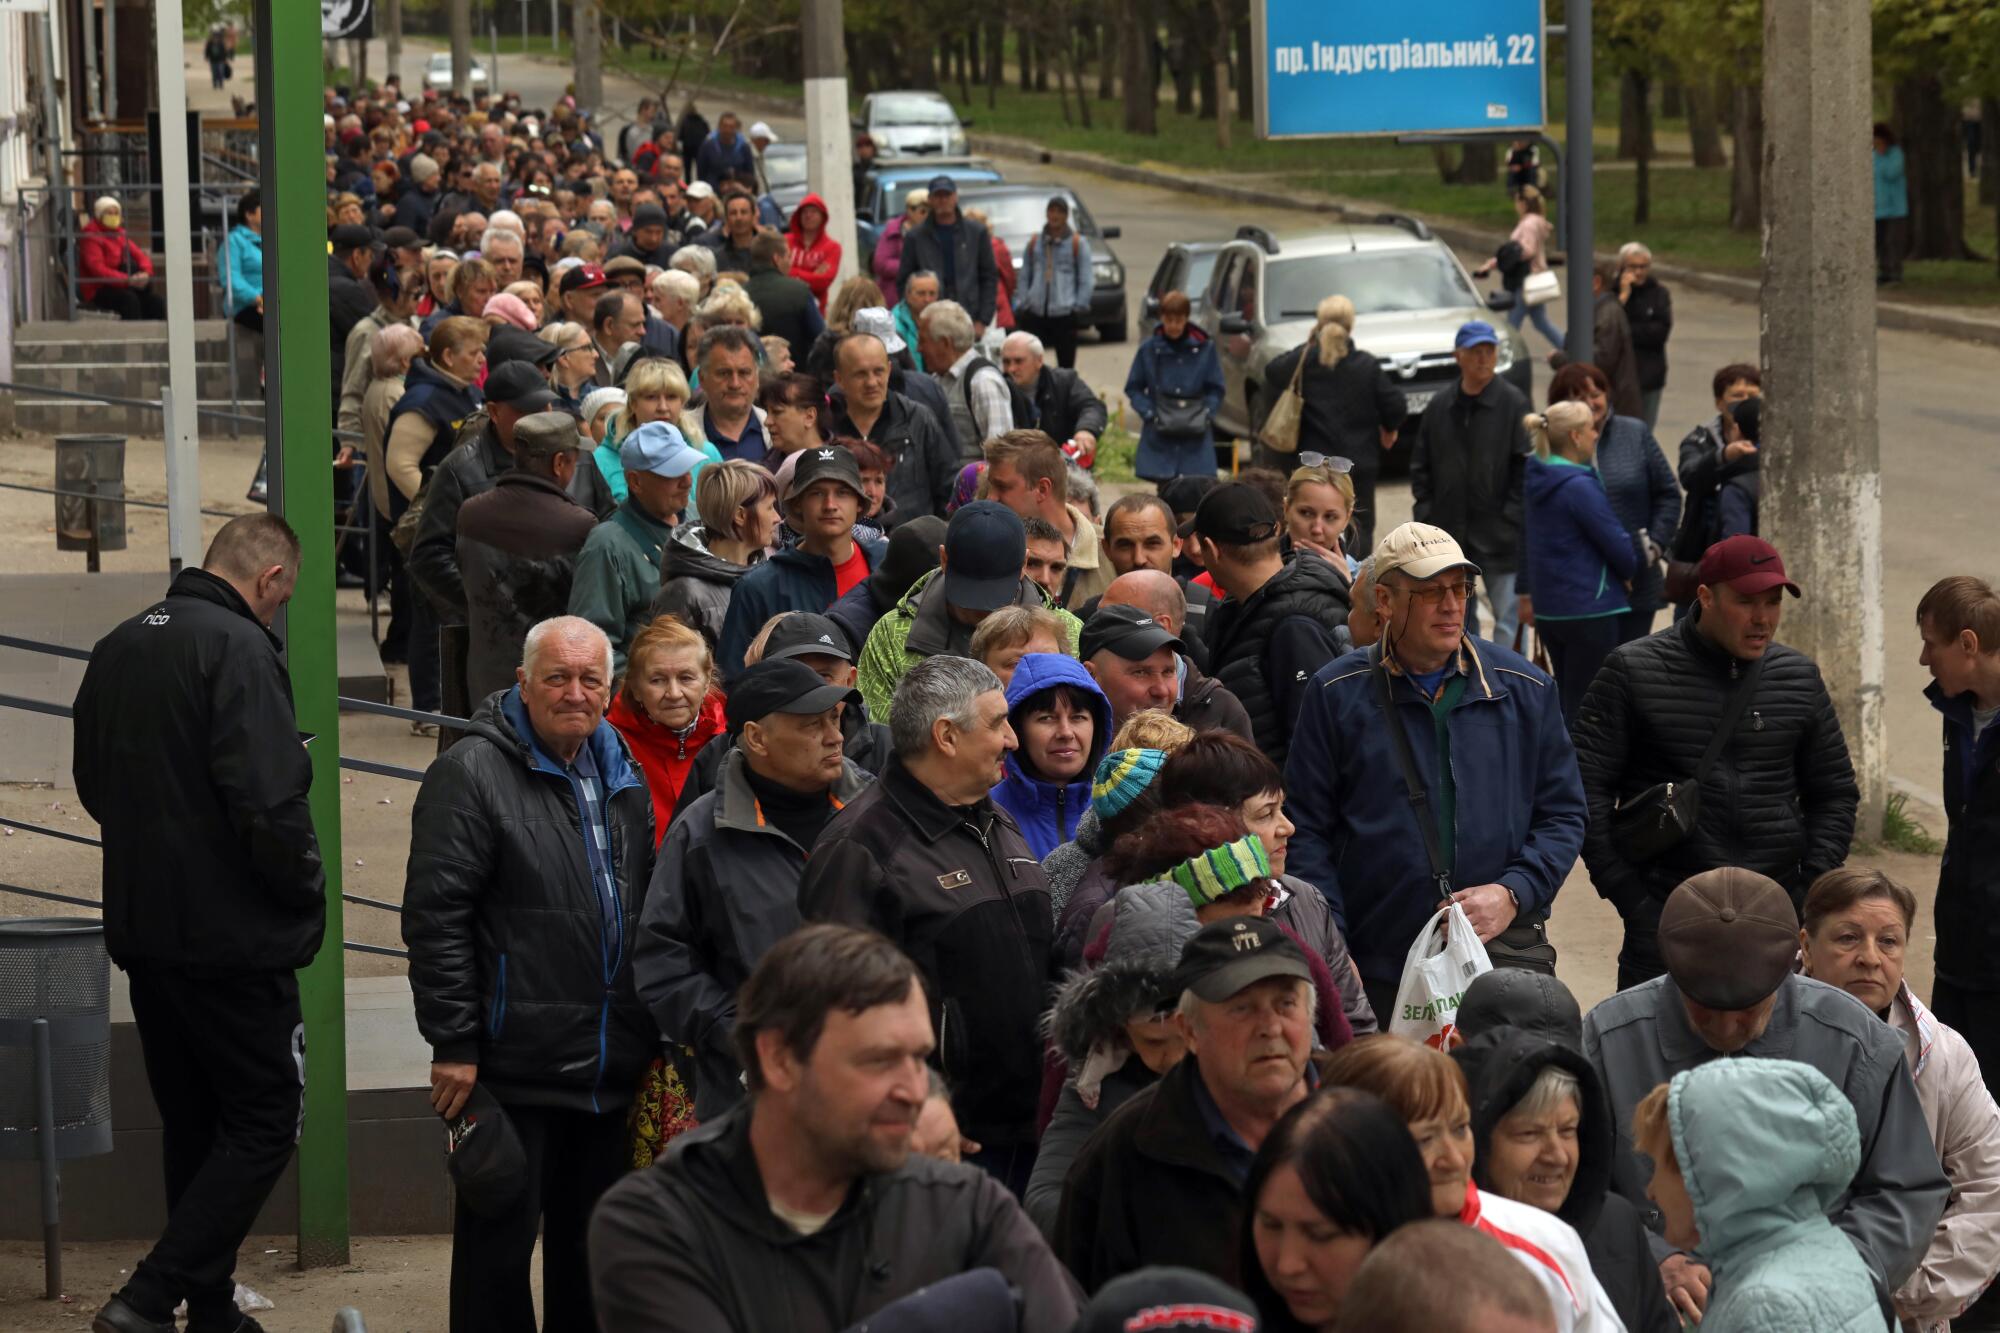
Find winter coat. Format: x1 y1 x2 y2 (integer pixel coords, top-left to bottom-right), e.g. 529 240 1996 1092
456 471 598 702
327 255 377 377
338 305 401 440
224 223 262 314
76 219 153 302
995 235 1019 330
1284 638 1586 987
1663 1058 1891 1333
1521 455 1641 621
695 131 754 186
607 688 728 847
715 534 889 685
1572 611 1860 916
1455 1029 1676 1333
991 654 1113 859
902 214 1001 324
827 389 960 526
1017 225 1092 319
72 569 326 972
633 747 872 1119
1411 376 1534 572
1553 295 1644 420
1257 342 1408 473
857 567 1083 724
1043 807 1106 933
744 264 826 370
799 756 1055 1148
872 216 910 307
1124 323 1226 481
384 358 482 528
1025 366 1109 446
784 194 842 309
1621 278 1673 394
893 301 923 365
1175 655 1257 743
1458 1183 1628 1333
1930 680 2000 992
402 689 657 1111
1584 974 1952 1293
569 498 675 676
675 696 894 818
1580 415 1678 615
1876 145 1910 220
587 1099 1080 1332
1203 551 1353 765
1672 415 1759 569
1029 1061 1155 1240
649 520 757 651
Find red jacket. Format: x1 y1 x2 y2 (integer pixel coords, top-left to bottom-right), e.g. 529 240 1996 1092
77 220 153 302
992 235 1017 330
785 193 841 310
607 689 728 846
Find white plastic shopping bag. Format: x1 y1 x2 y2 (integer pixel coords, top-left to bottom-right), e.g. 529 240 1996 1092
1386 902 1492 1048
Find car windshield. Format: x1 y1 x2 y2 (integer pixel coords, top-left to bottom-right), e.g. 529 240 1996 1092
959 192 1097 246
872 96 958 127
764 152 809 190
1267 249 1477 318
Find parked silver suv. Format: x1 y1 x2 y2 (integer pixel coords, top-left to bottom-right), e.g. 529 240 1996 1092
1196 219 1530 459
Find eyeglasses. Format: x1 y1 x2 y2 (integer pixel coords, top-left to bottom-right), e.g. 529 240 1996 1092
1298 452 1354 474
1398 579 1473 608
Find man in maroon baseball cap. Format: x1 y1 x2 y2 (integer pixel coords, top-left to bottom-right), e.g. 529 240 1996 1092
1692 534 1798 662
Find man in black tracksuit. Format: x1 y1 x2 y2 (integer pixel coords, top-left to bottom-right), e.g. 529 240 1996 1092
799 655 1053 1196
72 515 325 1333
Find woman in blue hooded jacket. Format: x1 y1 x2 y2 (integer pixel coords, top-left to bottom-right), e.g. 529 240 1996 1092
224 191 263 332
991 652 1111 859
1522 399 1642 726
1123 291 1225 482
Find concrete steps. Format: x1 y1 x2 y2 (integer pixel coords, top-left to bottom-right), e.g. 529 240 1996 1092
8 318 263 434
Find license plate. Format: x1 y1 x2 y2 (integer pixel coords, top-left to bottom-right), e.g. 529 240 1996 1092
1404 390 1434 414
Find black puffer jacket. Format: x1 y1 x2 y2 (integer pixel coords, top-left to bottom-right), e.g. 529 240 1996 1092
1454 1030 1675 1333
1028 366 1109 444
1204 554 1352 765
1572 611 1859 915
402 689 657 1111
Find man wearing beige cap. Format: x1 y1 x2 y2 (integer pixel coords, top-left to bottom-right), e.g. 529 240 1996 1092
1285 520 1586 1022
1583 867 1949 1323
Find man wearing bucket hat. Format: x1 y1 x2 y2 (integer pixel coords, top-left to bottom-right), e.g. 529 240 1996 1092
1284 520 1585 1023
568 420 708 673
1582 867 1950 1321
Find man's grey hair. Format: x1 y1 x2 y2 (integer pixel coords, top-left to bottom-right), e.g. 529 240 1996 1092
1352 554 1377 603
480 228 523 257
698 323 761 366
1066 462 1100 519
472 162 502 182
669 244 717 281
521 615 613 679
889 655 1001 760
1618 241 1652 263
1177 976 1316 1028
919 299 976 353
1003 330 1046 362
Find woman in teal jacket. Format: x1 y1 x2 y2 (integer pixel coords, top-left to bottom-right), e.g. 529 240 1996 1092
224 190 263 332
1634 1058 1891 1333
1874 122 1909 285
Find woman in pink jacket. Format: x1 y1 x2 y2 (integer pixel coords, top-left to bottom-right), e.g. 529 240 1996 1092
869 188 928 307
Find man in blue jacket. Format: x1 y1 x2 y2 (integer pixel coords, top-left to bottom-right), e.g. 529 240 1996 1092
1283 521 1587 1022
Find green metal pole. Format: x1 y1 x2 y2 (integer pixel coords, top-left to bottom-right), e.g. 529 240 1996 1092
257 0 351 1267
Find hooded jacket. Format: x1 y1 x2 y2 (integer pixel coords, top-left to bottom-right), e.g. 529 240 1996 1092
744 261 825 369
402 688 657 1111
1455 1029 1677 1333
799 755 1055 1148
586 1099 1080 1332
785 192 842 309
224 223 262 314
456 471 598 703
1667 1058 1891 1333
1549 415 1679 616
633 747 873 1121
1521 455 1642 621
716 533 890 685
607 688 729 846
1203 552 1353 765
72 569 327 972
1124 322 1226 481
991 654 1113 859
77 218 154 302
856 567 1083 724
650 520 758 650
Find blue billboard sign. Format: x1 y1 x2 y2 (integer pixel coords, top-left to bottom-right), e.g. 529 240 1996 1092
1252 0 1546 139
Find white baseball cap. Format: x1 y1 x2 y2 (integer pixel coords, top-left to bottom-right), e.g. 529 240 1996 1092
1372 522 1481 581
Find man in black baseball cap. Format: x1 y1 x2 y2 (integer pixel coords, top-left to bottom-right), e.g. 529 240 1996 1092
327 223 381 381
854 500 1082 724
1057 915 1319 1291
632 658 873 1119
1080 602 1185 729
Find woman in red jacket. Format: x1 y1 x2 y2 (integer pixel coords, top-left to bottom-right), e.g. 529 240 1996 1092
608 615 728 845
785 193 842 311
77 196 166 320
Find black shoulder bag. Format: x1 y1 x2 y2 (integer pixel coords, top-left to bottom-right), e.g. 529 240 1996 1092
1610 655 1763 862
1375 659 1556 974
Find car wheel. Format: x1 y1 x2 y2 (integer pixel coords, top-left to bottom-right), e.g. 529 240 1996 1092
1096 315 1129 344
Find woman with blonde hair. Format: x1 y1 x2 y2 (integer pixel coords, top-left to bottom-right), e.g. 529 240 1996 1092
1285 457 1360 576
1475 185 1564 349
650 459 779 648
594 357 720 503
1255 293 1408 550
503 278 545 324
540 320 598 405
607 614 727 844
1520 398 1643 724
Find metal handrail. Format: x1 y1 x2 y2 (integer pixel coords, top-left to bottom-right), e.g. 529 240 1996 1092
0 479 252 520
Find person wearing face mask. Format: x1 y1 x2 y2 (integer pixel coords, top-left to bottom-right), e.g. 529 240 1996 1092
1571 536 1858 988
648 459 776 651
1584 868 1951 1326
631 658 873 1121
1799 867 2000 1332
1324 1036 1624 1333
988 653 1111 859
606 615 728 844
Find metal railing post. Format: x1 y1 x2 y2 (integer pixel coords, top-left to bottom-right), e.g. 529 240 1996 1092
33 1018 60 1300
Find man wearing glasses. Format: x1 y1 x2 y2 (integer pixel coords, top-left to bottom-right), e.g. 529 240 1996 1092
1282 520 1586 1023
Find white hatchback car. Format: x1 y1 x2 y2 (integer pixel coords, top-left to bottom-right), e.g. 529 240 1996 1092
424 52 489 94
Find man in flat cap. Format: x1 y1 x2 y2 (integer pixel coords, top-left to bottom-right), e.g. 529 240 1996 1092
1583 867 1948 1325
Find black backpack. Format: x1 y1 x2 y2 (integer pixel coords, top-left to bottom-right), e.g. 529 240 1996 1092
960 355 1039 434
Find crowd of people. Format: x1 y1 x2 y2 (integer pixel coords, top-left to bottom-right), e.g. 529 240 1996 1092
63 80 2000 1333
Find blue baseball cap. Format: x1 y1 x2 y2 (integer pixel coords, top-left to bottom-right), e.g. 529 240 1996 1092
620 421 705 478
1454 320 1500 349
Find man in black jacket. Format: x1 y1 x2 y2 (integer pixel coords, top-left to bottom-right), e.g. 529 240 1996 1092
743 231 825 369
1194 484 1351 765
634 660 874 1119
403 615 656 1333
901 176 1000 331
590 925 1079 1330
1412 321 1532 646
1001 331 1107 461
799 655 1053 1196
327 223 378 394
1572 536 1859 988
828 331 958 524
72 515 325 1333
1551 261 1643 420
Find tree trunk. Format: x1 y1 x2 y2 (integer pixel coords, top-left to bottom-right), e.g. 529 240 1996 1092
1686 79 1728 169
1431 145 1462 184
1019 25 1034 92
1098 18 1118 101
1729 81 1762 232
1232 14 1251 120
1121 0 1157 135
1981 99 1998 207
987 19 1004 109
1894 74 1976 261
1661 79 1684 119
1198 47 1218 121
1069 22 1093 129
1618 69 1645 160
1209 0 1230 150
1635 143 1651 224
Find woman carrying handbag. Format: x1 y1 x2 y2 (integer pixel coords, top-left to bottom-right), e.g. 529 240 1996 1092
1475 186 1565 350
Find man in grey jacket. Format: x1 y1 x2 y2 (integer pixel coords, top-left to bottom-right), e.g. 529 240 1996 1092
1583 868 1949 1326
